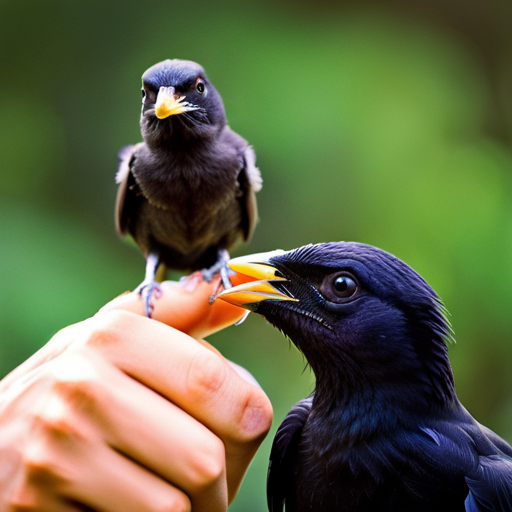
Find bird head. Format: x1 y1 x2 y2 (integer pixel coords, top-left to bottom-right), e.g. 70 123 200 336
218 242 456 410
140 59 225 146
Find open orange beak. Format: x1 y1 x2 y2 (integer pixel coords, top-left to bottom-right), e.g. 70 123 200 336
216 251 298 311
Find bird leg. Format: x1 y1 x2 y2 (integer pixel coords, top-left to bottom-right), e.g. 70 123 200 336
202 249 234 290
134 252 162 318
199 250 250 325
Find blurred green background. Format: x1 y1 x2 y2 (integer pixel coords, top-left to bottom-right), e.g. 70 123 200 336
1 0 512 509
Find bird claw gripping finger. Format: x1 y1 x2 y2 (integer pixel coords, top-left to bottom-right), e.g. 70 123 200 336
206 263 235 305
203 249 233 285
219 264 234 290
134 281 162 318
201 264 222 283
204 250 234 305
207 264 250 325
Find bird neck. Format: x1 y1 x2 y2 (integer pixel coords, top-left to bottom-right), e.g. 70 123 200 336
152 131 211 153
301 332 458 443
142 116 221 151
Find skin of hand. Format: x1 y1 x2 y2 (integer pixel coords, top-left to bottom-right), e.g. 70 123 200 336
0 275 272 512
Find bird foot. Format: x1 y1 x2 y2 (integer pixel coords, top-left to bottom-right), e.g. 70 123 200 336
201 264 219 282
134 280 162 318
202 249 233 289
202 264 234 286
205 267 250 325
204 264 236 305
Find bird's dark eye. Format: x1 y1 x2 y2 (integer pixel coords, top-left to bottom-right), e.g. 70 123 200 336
320 272 359 304
196 81 206 94
333 276 357 297
141 83 157 104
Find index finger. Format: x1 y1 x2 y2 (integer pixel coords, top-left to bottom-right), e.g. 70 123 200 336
100 276 248 339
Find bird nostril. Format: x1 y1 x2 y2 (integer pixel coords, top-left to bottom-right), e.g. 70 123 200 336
159 86 175 96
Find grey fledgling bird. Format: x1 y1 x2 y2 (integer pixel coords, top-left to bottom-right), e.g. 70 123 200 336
115 59 262 315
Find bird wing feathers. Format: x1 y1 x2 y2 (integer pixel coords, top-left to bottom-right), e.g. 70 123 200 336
237 145 262 242
465 455 512 511
267 396 313 512
413 423 512 511
115 143 142 236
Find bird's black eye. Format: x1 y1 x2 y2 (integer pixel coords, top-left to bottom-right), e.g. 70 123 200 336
196 80 206 94
320 272 359 304
333 276 357 297
141 83 157 104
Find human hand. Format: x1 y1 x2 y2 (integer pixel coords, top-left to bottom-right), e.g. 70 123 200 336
0 277 272 512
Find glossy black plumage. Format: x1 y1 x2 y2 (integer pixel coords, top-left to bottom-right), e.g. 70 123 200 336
218 242 512 512
116 59 261 312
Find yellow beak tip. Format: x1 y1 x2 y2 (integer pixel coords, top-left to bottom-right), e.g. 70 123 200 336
154 88 188 119
155 108 172 119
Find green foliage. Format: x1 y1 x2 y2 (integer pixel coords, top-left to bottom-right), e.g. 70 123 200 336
1 1 512 510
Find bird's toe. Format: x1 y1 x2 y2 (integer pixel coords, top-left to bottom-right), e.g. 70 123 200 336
134 281 162 318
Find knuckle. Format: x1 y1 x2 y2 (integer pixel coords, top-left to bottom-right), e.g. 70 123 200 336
46 352 105 415
20 443 63 485
31 408 76 440
18 422 79 492
186 349 227 401
187 434 226 491
236 386 274 443
23 458 58 485
27 360 101 441
81 310 132 349
51 374 102 414
157 494 191 512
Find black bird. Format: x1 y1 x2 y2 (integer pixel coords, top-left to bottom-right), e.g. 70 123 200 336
218 242 512 512
116 59 261 315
